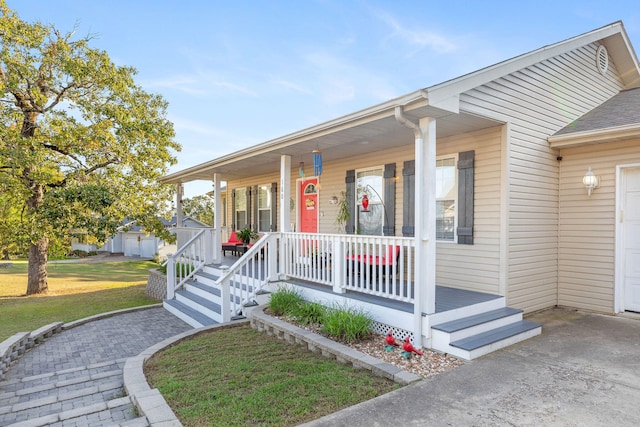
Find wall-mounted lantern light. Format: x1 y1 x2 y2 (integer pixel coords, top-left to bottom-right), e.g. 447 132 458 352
583 167 600 196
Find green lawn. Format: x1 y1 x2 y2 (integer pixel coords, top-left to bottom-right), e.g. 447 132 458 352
145 324 399 426
2 259 401 425
0 260 159 341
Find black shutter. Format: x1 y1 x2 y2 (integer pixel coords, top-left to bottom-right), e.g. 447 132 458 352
271 182 278 231
345 170 355 234
244 187 257 229
231 189 236 231
402 160 415 237
383 163 396 236
457 150 475 244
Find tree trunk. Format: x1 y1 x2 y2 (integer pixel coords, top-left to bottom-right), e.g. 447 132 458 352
25 180 48 295
27 236 49 295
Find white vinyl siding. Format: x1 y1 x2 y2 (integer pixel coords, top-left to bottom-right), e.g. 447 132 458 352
460 42 625 312
558 139 640 314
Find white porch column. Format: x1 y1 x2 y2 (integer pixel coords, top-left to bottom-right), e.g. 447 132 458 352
416 117 437 323
280 155 291 232
213 174 222 263
176 183 184 228
396 107 436 348
280 155 291 280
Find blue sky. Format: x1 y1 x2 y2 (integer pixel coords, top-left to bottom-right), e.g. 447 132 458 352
11 0 640 197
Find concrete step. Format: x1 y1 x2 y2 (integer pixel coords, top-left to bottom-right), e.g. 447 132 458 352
431 307 524 344
447 320 542 360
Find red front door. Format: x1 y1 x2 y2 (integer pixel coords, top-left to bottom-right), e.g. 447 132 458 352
299 178 318 233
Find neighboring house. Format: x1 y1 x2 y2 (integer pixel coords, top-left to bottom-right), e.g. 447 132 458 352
159 22 640 359
101 216 211 258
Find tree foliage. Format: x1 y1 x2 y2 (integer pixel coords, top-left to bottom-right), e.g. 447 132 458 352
0 2 181 294
181 195 215 226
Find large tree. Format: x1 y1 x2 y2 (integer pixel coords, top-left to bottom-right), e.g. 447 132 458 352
0 2 180 294
181 195 215 226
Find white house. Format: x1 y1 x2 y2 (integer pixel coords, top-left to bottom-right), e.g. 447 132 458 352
158 22 640 359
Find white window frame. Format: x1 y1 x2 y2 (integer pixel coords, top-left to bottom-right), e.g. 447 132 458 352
234 188 247 230
355 165 385 236
257 184 272 232
435 154 458 242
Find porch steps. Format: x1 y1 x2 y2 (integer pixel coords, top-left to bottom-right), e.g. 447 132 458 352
163 298 217 328
163 263 263 328
431 307 541 360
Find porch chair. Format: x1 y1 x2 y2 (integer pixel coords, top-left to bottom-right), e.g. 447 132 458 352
221 231 243 256
346 245 401 280
364 245 401 279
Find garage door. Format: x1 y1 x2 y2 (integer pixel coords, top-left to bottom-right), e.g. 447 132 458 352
140 238 157 258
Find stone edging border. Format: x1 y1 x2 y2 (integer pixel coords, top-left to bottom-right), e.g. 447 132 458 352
0 304 162 380
248 307 422 385
123 305 421 426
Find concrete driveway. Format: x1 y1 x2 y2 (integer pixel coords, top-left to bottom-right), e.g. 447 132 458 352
304 308 640 426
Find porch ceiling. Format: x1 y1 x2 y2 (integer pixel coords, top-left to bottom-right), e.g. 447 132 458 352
162 106 500 184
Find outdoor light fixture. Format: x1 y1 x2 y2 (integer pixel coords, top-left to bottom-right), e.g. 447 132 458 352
361 194 369 212
583 166 599 196
329 196 338 205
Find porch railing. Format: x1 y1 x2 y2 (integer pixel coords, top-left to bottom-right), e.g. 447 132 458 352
280 232 415 303
217 233 278 320
166 228 215 299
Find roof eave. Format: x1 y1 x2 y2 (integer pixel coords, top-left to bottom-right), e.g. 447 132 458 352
548 123 640 148
159 89 436 184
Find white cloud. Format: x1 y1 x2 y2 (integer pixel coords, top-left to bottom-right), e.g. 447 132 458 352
207 79 258 97
301 51 398 104
374 10 458 54
272 79 313 95
142 76 206 95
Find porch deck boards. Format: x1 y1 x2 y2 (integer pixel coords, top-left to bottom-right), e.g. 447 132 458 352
286 278 501 315
212 254 503 315
435 286 502 313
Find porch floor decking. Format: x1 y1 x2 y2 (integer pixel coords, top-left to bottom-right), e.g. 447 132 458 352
211 254 502 315
286 278 502 315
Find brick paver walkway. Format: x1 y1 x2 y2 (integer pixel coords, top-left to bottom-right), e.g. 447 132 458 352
0 307 191 426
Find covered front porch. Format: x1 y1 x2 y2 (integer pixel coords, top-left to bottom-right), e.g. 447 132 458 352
162 229 540 360
159 90 541 359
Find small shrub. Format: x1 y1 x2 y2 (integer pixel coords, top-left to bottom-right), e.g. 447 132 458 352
158 262 193 277
293 301 327 326
322 305 372 343
268 287 304 316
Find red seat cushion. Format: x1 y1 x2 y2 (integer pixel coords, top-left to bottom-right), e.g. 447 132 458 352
223 231 243 245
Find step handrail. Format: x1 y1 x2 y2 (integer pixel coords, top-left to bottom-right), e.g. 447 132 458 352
166 229 210 299
216 233 278 321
